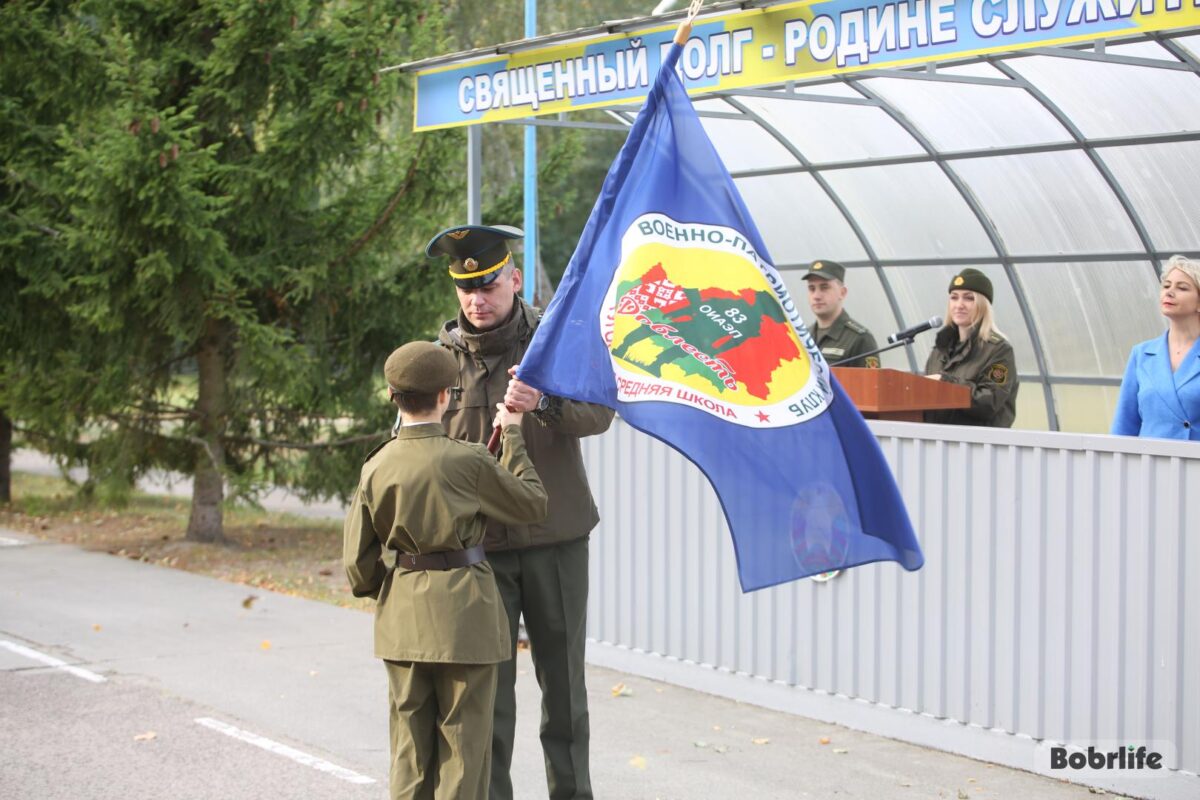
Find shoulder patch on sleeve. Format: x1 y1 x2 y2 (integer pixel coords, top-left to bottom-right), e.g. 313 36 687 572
865 356 881 369
988 362 1009 385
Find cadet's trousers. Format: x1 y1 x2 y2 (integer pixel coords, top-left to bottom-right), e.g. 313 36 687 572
488 537 591 800
384 659 498 800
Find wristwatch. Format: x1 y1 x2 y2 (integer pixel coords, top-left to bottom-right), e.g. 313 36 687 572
535 393 551 413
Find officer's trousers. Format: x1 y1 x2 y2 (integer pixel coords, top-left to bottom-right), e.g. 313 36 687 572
385 659 498 800
488 537 591 800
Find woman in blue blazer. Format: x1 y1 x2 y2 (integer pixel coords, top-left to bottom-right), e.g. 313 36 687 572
1112 255 1200 441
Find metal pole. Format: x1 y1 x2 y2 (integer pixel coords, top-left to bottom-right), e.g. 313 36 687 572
523 0 539 304
466 125 482 225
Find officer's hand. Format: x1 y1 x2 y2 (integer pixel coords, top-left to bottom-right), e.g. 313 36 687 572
494 403 523 429
504 365 542 413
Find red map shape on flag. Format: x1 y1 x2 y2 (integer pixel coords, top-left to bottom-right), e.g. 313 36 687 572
717 316 802 400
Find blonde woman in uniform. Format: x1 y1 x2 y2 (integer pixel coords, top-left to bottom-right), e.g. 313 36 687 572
924 268 1019 428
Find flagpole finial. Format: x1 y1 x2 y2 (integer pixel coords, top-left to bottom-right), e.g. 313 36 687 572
675 0 703 44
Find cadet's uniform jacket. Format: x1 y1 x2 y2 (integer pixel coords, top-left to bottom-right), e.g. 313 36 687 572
343 423 548 663
812 312 879 368
923 325 1019 428
438 298 614 552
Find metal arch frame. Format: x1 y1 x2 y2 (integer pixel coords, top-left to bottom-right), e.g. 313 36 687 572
1155 31 1200 70
718 95 918 371
726 131 1200 179
773 252 1184 269
985 57 1164 279
845 78 1062 430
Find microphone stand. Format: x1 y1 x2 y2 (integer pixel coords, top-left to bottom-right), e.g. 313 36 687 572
828 337 915 368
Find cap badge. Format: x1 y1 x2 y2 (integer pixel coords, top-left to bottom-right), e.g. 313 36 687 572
448 230 470 240
953 276 965 286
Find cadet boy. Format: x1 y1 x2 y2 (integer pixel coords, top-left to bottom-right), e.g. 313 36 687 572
804 259 880 368
427 223 614 800
343 341 548 800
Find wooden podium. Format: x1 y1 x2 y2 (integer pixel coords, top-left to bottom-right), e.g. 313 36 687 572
831 367 970 422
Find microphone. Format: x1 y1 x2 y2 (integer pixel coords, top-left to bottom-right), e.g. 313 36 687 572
887 316 943 345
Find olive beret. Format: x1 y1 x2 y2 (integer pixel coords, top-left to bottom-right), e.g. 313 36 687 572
384 342 458 394
948 268 994 304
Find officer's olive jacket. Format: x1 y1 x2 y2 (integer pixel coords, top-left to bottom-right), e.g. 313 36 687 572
923 325 1019 428
438 298 614 552
343 423 547 663
811 311 879 368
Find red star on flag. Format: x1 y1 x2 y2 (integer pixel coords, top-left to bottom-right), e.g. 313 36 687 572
756 411 770 423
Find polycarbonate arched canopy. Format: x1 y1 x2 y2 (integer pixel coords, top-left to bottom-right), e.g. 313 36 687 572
584 29 1200 432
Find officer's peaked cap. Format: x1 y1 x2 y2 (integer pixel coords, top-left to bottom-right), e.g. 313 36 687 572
425 224 523 289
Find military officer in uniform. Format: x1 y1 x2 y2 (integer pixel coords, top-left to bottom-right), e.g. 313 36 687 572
924 268 1019 427
343 341 548 799
803 259 880 368
426 224 614 800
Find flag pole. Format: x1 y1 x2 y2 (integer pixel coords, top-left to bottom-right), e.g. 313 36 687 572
676 0 703 44
487 0 700 455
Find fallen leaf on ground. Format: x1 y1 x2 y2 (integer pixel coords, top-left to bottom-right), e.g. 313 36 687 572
611 682 632 698
957 790 969 799
318 568 332 576
92 624 102 632
833 748 849 754
133 731 156 742
694 741 708 749
260 639 271 650
629 755 647 770
752 738 770 745
900 782 912 787
242 595 258 609
967 778 977 784
713 745 729 754
819 736 831 745
712 725 721 732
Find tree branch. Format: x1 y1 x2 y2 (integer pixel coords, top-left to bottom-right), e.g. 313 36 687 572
225 431 388 450
330 135 433 269
4 209 62 238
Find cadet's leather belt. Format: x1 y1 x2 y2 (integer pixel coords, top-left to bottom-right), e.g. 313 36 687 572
394 544 486 571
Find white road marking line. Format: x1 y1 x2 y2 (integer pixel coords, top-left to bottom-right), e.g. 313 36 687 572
0 536 24 546
194 717 375 785
0 640 107 683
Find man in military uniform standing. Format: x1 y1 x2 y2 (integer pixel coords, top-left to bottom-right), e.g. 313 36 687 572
803 260 880 368
426 224 614 800
343 341 548 799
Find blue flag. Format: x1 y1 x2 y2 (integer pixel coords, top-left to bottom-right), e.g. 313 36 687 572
519 42 923 592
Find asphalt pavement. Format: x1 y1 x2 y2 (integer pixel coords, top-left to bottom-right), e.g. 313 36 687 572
0 526 1122 799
